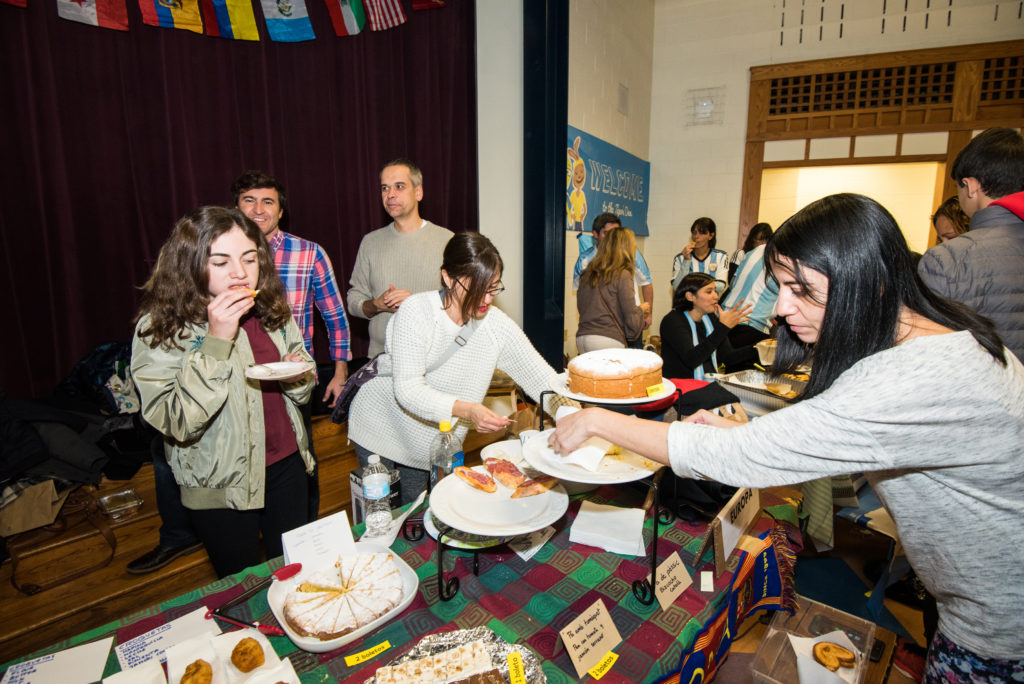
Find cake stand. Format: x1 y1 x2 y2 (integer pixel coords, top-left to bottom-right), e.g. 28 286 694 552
403 465 569 602
537 386 677 606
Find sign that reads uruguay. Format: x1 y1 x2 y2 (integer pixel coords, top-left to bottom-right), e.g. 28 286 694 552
566 126 650 237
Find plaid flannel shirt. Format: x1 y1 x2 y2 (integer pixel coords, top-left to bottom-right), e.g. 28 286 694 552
268 230 351 362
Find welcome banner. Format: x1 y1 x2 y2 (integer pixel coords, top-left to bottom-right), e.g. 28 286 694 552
566 125 651 237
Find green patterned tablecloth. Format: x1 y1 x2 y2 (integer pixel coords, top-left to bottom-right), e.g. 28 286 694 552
1 484 798 683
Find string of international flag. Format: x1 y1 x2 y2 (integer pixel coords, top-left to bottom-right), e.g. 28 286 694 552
0 0 446 42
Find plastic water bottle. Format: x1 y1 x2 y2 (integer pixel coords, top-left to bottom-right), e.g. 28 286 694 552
429 420 464 488
362 455 392 537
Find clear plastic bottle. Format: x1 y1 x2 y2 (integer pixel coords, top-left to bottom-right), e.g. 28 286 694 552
362 454 392 537
429 420 464 488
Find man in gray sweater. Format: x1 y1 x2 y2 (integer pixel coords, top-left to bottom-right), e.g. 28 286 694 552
347 158 453 358
919 127 1024 361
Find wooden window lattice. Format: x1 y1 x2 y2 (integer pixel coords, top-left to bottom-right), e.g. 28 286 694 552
981 56 1024 102
769 62 956 115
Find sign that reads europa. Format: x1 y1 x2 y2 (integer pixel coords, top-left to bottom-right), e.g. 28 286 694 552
566 126 651 237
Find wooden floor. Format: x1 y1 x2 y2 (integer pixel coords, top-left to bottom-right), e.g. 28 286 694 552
0 416 359 665
0 420 921 681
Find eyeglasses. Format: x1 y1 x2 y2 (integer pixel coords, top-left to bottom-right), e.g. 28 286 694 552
453 279 505 296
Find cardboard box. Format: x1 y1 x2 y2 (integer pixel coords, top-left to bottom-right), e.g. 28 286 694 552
751 594 875 684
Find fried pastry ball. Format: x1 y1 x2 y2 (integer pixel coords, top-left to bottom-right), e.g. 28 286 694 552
230 636 266 673
180 659 213 684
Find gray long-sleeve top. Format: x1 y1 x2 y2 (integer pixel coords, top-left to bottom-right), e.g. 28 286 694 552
667 331 1024 659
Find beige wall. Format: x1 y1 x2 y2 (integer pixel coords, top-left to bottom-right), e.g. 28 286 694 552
644 0 1024 333
476 2 525 324
760 164 943 255
565 0 655 356
476 1 1022 345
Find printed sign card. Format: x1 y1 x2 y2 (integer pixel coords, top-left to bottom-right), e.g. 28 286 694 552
717 487 760 559
281 509 356 568
558 599 622 678
648 551 693 610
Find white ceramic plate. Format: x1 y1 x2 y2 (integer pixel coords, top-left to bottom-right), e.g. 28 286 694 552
480 440 526 467
521 428 663 485
550 372 676 405
428 465 569 537
245 361 315 381
267 542 419 654
422 508 507 550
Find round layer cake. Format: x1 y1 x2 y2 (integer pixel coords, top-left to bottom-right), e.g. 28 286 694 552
567 349 663 399
283 552 403 641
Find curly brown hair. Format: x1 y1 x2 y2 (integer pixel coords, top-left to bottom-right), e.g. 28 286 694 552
136 206 293 349
931 195 970 237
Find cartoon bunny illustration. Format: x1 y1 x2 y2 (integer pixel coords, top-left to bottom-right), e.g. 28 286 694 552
567 136 587 233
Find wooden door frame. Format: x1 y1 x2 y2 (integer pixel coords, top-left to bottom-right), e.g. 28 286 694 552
740 40 1024 246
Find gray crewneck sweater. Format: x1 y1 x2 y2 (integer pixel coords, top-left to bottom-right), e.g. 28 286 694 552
668 331 1024 659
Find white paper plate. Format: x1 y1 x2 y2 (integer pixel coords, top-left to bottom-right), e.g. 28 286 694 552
245 361 315 381
267 542 419 654
428 465 568 537
521 428 663 485
212 629 281 683
165 635 225 684
550 372 676 405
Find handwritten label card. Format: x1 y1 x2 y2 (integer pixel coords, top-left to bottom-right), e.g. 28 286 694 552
648 551 692 610
508 525 555 562
558 599 622 678
114 606 218 671
717 487 760 560
281 509 356 568
1 637 112 684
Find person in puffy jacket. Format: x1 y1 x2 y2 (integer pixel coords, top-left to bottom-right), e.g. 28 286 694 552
131 206 315 578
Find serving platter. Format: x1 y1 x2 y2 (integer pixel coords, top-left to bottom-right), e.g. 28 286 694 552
521 428 662 485
428 465 568 537
267 542 419 654
422 508 508 550
549 372 676 405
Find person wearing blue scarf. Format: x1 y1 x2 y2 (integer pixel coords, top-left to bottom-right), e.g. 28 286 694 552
660 273 756 380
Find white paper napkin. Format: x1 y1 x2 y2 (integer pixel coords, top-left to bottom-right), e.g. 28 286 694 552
554 406 610 472
561 436 612 471
570 500 646 556
789 631 860 684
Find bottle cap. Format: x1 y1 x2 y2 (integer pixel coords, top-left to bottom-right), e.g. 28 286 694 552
368 454 380 465
439 420 451 432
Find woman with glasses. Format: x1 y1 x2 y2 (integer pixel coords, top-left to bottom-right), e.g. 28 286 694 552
348 231 565 503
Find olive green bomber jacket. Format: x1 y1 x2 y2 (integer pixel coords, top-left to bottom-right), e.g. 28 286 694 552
131 314 315 511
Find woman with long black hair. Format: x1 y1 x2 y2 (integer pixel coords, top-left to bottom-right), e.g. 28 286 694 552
551 194 1024 681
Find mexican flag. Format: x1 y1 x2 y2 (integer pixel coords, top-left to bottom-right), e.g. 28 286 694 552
325 0 365 36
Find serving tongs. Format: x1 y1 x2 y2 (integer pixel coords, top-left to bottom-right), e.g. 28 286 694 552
205 562 302 636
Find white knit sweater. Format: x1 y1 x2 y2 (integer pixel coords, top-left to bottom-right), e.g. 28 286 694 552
348 291 560 469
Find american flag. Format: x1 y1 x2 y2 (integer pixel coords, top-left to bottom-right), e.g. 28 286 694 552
364 0 404 31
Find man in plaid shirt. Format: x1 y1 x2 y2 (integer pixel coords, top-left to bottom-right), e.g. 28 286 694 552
232 170 351 396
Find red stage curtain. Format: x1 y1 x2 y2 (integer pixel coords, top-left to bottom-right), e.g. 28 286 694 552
0 0 478 397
